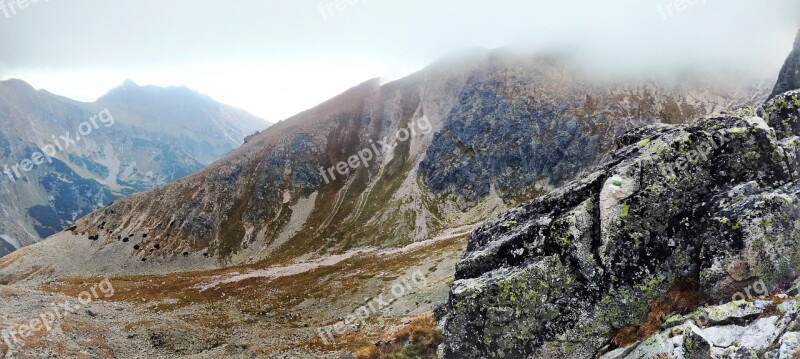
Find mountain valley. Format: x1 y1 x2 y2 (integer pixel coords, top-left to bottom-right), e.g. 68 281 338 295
0 42 786 358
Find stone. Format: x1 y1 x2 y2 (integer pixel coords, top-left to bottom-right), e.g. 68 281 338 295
703 300 769 325
780 332 800 358
683 323 712 359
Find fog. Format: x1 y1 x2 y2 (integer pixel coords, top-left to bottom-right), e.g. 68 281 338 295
0 0 797 121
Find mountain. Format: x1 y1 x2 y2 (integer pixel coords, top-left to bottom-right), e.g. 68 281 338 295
0 80 269 257
770 29 800 99
0 50 770 280
0 48 775 358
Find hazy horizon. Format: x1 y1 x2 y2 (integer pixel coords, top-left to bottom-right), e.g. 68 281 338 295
1 0 798 122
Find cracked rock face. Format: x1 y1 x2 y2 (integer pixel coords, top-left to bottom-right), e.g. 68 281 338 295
442 90 800 358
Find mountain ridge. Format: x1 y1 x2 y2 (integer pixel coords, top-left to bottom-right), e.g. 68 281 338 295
0 79 271 256
0 49 772 281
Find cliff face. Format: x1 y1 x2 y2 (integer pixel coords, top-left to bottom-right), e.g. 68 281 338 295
442 80 800 358
770 30 800 99
420 58 770 210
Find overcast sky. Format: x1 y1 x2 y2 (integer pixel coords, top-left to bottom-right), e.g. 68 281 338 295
0 0 798 122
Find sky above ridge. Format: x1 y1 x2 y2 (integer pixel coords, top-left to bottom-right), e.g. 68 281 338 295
0 0 798 121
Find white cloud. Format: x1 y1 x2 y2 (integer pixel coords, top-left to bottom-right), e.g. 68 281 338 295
9 58 409 122
1 0 798 121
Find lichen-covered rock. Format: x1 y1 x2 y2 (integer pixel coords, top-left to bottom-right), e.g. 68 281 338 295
442 90 800 358
683 323 712 359
703 300 768 325
575 292 800 358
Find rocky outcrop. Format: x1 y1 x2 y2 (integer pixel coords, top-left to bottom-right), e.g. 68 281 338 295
442 90 800 358
771 30 800 99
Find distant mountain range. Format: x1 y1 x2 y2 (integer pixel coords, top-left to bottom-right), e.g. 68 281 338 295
0 79 270 256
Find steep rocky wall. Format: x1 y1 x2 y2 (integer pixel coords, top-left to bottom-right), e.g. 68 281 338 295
420 55 767 209
771 30 800 99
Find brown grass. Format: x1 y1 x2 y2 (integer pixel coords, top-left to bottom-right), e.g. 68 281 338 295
39 235 465 350
611 278 706 348
354 315 443 359
59 318 116 357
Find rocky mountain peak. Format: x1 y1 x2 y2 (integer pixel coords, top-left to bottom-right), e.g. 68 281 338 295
121 79 139 88
0 78 33 88
795 28 800 48
0 78 37 95
101 80 199 103
769 28 800 99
